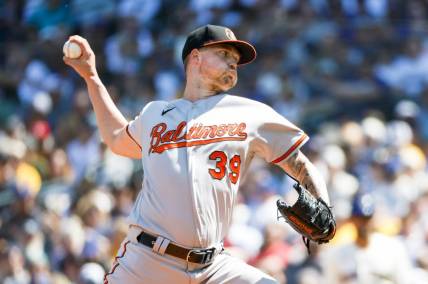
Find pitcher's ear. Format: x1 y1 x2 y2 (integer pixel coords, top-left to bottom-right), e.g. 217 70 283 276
190 49 201 63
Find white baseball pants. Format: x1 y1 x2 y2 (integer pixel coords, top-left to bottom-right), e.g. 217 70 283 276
104 226 278 284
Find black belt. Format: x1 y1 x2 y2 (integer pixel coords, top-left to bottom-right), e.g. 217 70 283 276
136 231 218 265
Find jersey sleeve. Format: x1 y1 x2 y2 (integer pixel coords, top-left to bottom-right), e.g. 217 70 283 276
126 112 143 150
250 104 309 163
126 102 153 150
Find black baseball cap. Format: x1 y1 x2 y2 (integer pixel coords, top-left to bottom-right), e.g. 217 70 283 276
182 24 257 65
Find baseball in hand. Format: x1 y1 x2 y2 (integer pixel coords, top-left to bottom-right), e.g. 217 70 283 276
63 40 82 59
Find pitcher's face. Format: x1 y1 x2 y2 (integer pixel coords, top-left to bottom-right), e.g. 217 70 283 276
197 44 240 93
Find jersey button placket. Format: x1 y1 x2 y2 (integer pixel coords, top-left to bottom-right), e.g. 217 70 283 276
186 103 202 246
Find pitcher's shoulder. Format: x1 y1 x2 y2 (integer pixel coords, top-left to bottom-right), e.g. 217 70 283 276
222 94 272 111
222 94 271 109
139 100 171 113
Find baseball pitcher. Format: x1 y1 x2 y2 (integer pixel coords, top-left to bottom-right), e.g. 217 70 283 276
64 24 335 284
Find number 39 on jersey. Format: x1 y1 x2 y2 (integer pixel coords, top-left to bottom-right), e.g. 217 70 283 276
208 151 241 184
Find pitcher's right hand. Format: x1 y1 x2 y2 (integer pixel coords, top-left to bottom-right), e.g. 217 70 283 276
63 35 98 80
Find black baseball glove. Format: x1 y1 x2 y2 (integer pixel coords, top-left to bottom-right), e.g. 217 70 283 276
277 183 336 253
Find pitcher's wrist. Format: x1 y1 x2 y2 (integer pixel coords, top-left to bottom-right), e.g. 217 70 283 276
84 72 100 84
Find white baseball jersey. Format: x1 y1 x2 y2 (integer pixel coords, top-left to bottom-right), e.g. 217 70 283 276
126 94 308 249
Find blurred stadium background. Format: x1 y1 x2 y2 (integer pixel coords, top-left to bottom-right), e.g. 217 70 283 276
1 0 428 283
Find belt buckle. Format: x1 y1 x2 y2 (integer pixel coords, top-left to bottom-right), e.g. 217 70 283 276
186 247 216 264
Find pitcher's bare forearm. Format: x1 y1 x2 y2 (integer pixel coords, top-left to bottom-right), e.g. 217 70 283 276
85 75 128 145
277 151 330 205
63 35 142 157
84 75 141 158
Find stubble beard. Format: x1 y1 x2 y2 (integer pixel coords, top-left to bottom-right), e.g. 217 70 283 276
215 71 237 92
199 65 237 93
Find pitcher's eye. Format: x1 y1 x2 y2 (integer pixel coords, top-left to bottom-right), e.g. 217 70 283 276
217 50 227 58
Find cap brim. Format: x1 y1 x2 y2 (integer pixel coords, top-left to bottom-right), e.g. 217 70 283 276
203 40 257 65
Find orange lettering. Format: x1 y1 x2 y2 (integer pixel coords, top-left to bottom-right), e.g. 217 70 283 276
173 121 187 141
191 124 204 139
149 123 167 153
149 121 248 154
227 124 238 135
186 125 198 140
236 123 247 138
201 126 217 139
161 130 175 143
216 124 227 137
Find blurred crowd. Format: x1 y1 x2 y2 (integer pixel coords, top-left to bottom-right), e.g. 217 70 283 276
1 0 428 283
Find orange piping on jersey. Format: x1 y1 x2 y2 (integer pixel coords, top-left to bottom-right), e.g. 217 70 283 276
104 240 131 284
151 136 247 154
271 134 308 164
126 124 142 151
